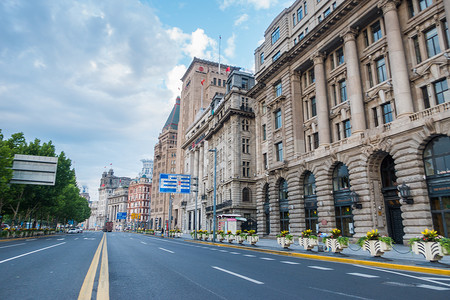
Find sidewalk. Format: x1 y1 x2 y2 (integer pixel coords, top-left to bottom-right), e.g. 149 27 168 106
178 234 450 276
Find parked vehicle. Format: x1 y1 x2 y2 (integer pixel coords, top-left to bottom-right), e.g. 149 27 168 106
68 228 78 234
103 222 113 232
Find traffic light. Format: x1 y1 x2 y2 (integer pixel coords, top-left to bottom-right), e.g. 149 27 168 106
192 177 198 192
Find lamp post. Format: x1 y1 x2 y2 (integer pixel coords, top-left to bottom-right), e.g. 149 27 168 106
350 191 362 209
397 182 413 204
209 148 217 242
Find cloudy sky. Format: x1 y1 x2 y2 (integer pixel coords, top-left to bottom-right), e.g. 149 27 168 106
0 0 294 200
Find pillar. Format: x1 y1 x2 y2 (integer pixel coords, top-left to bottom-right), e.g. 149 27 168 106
312 52 331 145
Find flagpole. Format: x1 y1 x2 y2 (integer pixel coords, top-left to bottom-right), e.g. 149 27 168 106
218 35 221 74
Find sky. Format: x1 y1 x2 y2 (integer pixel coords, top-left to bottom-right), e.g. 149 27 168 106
0 0 295 201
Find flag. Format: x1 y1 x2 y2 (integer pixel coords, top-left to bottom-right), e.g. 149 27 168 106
201 79 205 85
226 66 230 73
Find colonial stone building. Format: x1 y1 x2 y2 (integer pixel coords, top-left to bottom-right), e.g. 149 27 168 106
127 176 151 230
250 0 449 243
107 186 128 231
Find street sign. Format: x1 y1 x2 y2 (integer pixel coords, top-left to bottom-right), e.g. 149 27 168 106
117 212 127 220
11 154 58 186
159 173 191 194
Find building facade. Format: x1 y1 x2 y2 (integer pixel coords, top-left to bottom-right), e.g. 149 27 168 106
107 186 128 231
127 176 151 230
250 0 450 242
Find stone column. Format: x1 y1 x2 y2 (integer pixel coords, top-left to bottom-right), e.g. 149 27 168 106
444 0 450 29
342 28 366 133
379 0 414 117
312 52 331 145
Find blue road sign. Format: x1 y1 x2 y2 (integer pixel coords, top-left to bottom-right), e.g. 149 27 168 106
159 173 191 194
117 212 127 220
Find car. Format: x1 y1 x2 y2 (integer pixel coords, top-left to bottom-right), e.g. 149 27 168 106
68 228 78 234
76 227 83 233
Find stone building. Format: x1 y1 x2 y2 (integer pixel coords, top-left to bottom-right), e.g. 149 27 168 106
151 97 180 230
107 186 128 231
250 0 449 243
127 176 151 230
179 70 257 232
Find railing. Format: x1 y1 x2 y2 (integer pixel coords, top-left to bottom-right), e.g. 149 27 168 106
409 102 450 122
206 200 232 212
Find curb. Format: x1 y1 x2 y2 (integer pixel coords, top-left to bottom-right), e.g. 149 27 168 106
184 239 450 276
0 234 64 242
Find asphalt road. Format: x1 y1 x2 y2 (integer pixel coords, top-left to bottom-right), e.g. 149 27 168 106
1 231 449 300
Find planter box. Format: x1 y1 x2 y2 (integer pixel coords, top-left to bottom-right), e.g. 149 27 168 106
226 235 234 243
217 235 225 242
176 232 182 238
325 238 348 253
299 237 318 250
236 235 245 244
411 241 445 262
247 235 259 245
362 240 392 257
278 237 293 249
202 234 208 241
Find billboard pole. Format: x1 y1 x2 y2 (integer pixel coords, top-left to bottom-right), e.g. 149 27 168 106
168 193 172 237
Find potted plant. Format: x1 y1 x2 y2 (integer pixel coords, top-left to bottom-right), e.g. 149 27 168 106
409 229 450 262
246 230 259 245
323 229 349 253
357 229 393 257
175 228 182 238
277 231 294 249
299 229 318 251
217 230 225 242
235 230 245 244
226 230 235 243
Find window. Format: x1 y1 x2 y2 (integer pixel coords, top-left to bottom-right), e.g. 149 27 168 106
425 27 441 58
293 13 296 26
371 21 382 43
434 79 448 105
382 102 393 124
273 51 281 62
318 15 322 22
363 30 369 47
324 7 331 17
304 1 307 14
213 78 217 85
343 119 351 138
262 101 267 114
262 124 267 140
242 77 248 89
339 80 347 102
367 64 373 88
242 188 250 201
263 153 268 169
421 86 430 109
242 119 249 131
218 79 221 86
242 138 250 153
336 123 341 141
260 52 264 64
278 179 289 232
311 97 317 117
333 163 350 191
376 57 387 83
444 21 449 49
299 32 304 41
313 132 319 149
275 142 283 161
372 107 379 127
308 69 315 84
274 109 282 129
242 162 250 177
423 136 450 176
304 172 316 196
332 2 337 9
337 47 344 65
407 0 415 18
275 82 282 97
419 0 432 11
297 7 303 22
413 36 422 64
271 27 280 44
305 27 309 34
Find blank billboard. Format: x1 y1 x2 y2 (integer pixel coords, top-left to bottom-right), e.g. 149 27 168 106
11 154 58 186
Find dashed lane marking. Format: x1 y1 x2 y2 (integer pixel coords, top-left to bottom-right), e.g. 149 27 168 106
260 257 275 261
230 252 240 255
0 243 25 249
308 266 333 271
347 273 379 278
141 241 147 245
0 242 66 264
212 266 264 285
417 284 450 291
244 255 256 257
280 261 300 265
159 247 174 254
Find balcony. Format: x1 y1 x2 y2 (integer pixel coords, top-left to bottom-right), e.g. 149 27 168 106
206 200 232 212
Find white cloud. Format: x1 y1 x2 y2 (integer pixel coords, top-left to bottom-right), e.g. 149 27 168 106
167 27 217 61
219 0 278 10
234 14 248 26
166 64 187 101
224 34 236 58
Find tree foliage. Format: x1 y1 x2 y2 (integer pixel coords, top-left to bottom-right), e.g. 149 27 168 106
0 130 90 226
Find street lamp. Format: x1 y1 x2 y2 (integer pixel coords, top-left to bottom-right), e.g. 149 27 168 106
209 148 217 242
397 182 413 204
350 191 362 209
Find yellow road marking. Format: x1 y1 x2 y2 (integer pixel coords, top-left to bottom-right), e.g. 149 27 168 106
78 233 108 300
97 234 109 300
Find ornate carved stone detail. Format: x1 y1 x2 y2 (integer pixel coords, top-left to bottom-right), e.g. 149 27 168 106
341 27 358 43
423 118 436 135
378 0 400 14
311 52 326 65
361 134 393 155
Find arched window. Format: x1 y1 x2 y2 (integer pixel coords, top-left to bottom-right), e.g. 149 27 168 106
333 163 353 237
424 136 450 176
333 163 350 191
279 179 289 232
304 172 316 196
303 172 318 233
242 188 251 202
279 179 288 203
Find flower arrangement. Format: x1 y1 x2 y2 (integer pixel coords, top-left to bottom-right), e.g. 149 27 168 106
277 231 293 240
357 229 394 247
300 229 317 239
409 229 450 253
323 228 349 246
245 230 257 237
217 230 225 237
226 230 234 236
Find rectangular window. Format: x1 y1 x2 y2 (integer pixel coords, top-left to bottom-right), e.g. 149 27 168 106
299 32 304 40
425 27 441 58
337 47 344 65
308 135 313 151
275 142 283 161
294 38 297 45
260 52 264 64
293 13 296 26
305 27 308 34
434 79 449 105
263 153 268 169
274 109 282 129
371 21 382 43
273 51 281 62
376 57 387 83
275 82 282 97
324 7 331 17
304 1 307 14
218 79 221 86
382 103 393 124
407 0 415 18
309 69 315 84
372 107 379 127
262 124 267 141
413 36 422 64
339 80 347 102
262 101 267 114
242 77 248 89
330 53 335 69
444 21 449 49
313 132 319 149
271 27 280 44
318 15 322 23
332 2 337 9
367 64 374 88
242 161 250 177
332 84 337 106
311 97 317 117
421 86 430 109
419 0 432 11
213 78 217 85
297 7 303 22
242 138 250 153
343 120 351 138
363 30 369 47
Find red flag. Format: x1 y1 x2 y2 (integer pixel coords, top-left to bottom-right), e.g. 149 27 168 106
201 79 205 85
226 66 230 73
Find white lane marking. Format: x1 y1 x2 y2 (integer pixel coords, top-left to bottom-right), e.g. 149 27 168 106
308 266 333 271
219 250 228 252
354 264 450 287
209 248 217 251
230 252 240 255
417 284 450 291
0 243 26 249
419 277 450 281
75 238 79 240
141 241 147 245
159 247 174 254
260 257 275 261
244 255 256 257
0 242 66 264
280 261 300 265
26 239 37 241
84 238 95 240
347 273 379 278
212 266 264 285
57 238 65 240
